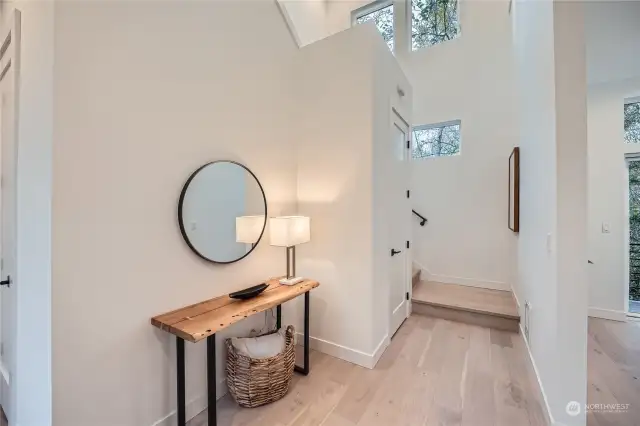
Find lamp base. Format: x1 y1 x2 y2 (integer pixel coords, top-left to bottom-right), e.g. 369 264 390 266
279 277 304 286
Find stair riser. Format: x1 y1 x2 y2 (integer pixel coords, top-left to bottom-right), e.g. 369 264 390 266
412 302 520 333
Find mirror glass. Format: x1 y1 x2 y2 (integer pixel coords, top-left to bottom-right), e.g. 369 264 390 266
178 161 267 264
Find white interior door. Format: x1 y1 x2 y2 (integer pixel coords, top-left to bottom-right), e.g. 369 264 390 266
389 109 411 337
0 11 20 422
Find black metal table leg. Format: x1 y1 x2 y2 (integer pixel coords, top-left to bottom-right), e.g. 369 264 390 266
294 292 310 375
276 304 282 330
207 334 217 426
177 337 186 426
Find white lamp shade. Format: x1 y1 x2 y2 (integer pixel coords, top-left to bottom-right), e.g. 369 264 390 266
236 216 265 244
269 216 311 247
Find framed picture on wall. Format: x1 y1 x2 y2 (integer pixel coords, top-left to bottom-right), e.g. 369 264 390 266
509 147 520 233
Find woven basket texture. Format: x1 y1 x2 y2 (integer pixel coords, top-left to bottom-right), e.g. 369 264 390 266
225 325 296 408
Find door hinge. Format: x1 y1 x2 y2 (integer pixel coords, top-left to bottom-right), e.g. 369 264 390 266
406 140 410 149
406 190 410 198
1 342 4 357
406 241 410 249
406 292 409 301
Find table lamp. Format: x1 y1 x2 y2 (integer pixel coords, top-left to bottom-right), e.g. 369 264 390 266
236 216 265 248
269 216 310 285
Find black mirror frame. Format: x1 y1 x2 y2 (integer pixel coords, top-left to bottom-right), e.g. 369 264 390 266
177 160 268 265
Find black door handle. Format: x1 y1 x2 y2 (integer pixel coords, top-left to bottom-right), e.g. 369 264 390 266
391 249 401 256
0 275 10 287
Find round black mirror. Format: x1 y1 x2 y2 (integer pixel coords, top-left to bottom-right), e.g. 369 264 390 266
178 161 267 264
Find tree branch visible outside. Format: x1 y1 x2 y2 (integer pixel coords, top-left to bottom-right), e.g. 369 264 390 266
412 0 460 50
412 123 460 158
356 4 394 51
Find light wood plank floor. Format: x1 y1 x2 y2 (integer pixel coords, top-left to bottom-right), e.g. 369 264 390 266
189 315 547 426
412 281 519 319
587 317 640 426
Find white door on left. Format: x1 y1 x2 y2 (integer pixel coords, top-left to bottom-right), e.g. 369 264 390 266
0 11 20 423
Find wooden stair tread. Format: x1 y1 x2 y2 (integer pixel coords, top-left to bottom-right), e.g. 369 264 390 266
412 281 519 320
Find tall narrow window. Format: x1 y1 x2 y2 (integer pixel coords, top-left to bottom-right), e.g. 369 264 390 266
628 160 640 313
354 1 394 51
412 120 461 159
411 0 461 51
625 101 640 144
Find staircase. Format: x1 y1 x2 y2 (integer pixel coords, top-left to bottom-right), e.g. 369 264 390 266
411 267 520 332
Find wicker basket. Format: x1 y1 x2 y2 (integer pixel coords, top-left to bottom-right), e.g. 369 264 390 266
225 325 296 408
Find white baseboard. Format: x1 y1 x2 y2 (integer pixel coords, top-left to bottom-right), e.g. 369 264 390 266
428 274 510 291
518 324 554 426
511 285 521 311
412 260 431 281
588 307 627 322
412 262 508 291
370 334 390 368
296 333 388 369
151 378 227 426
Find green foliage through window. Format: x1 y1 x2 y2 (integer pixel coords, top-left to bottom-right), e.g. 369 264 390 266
356 4 394 51
412 0 461 50
629 161 640 301
625 102 640 144
413 122 461 159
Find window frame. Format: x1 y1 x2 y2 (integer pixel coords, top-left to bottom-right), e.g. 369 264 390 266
410 0 462 52
351 0 394 26
351 0 396 51
412 119 462 159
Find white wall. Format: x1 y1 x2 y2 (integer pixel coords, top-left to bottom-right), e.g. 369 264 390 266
513 0 588 424
585 0 640 86
322 0 518 291
277 0 328 47
294 22 412 367
585 1 640 319
552 3 588 424
52 1 298 425
512 3 559 419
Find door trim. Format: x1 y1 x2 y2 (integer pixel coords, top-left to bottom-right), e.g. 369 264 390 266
0 9 20 422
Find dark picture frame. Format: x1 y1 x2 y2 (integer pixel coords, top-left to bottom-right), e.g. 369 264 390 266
508 147 520 233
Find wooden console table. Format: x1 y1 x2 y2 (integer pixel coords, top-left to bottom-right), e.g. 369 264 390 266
151 278 319 426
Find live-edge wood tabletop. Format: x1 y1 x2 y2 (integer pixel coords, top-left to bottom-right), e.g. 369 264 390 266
151 278 319 343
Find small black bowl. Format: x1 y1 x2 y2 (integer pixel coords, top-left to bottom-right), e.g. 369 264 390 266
229 283 269 300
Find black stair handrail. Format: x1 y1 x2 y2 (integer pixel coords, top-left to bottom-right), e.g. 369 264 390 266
412 210 427 226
